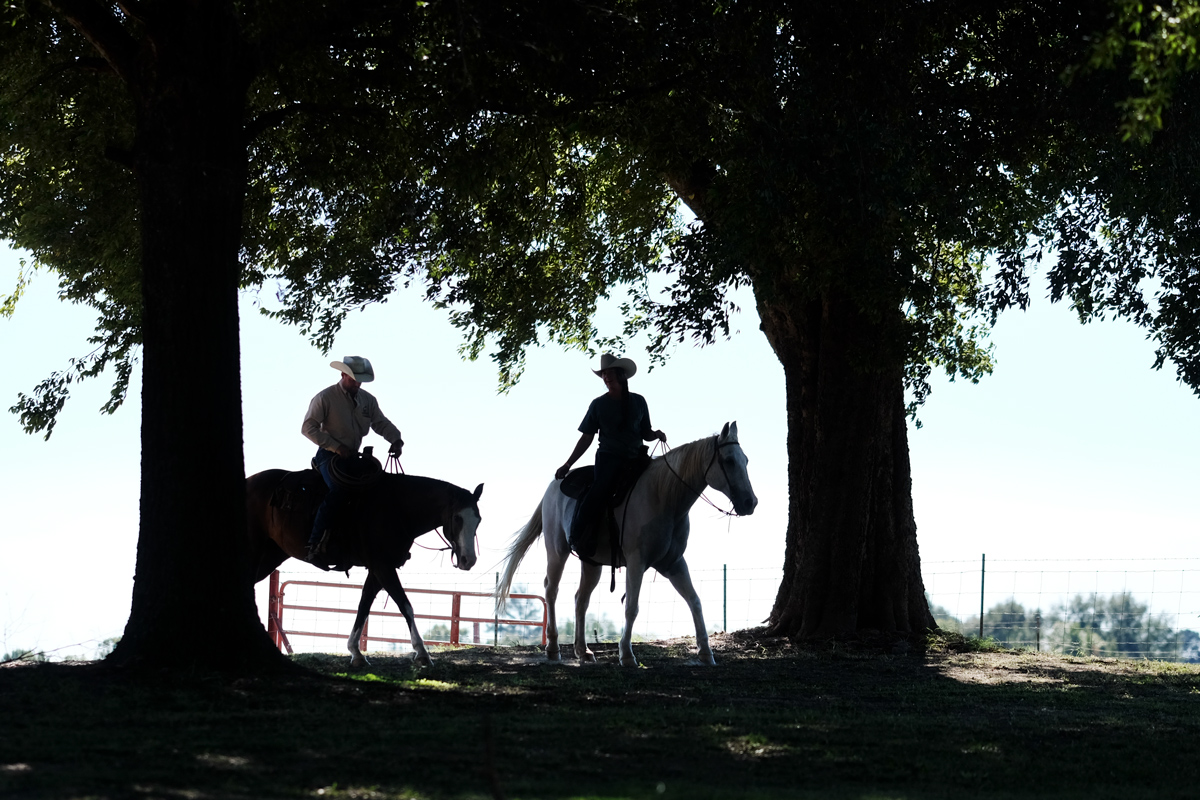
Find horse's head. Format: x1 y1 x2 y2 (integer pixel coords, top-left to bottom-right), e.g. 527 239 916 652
708 421 758 516
444 483 483 570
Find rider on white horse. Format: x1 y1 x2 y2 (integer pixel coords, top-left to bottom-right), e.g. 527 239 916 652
301 356 405 564
554 353 667 559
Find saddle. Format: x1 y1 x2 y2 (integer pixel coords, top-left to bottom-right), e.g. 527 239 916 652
268 468 374 572
268 469 327 517
325 447 383 487
559 450 653 577
558 450 653 506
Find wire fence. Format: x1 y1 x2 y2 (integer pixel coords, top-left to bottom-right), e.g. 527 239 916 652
925 557 1200 661
262 557 1200 662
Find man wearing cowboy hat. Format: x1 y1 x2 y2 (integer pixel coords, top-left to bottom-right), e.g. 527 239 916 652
555 353 667 559
301 356 404 562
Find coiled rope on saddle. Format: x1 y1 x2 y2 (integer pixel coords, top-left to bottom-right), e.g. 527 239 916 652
329 447 384 487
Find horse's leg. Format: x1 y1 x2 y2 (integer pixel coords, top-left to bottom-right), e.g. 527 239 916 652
542 492 574 662
663 558 715 665
619 555 649 667
373 566 434 667
348 572 383 668
543 537 569 662
574 561 603 663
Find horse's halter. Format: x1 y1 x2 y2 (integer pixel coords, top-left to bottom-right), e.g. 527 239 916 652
660 436 745 517
440 504 480 569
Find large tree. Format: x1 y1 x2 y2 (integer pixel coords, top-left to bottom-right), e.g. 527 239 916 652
0 0 674 670
439 1 1125 638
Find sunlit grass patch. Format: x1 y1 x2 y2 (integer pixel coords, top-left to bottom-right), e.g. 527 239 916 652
725 732 790 758
924 631 1007 654
334 672 458 691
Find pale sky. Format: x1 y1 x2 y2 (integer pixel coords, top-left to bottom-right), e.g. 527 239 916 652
2 243 1198 658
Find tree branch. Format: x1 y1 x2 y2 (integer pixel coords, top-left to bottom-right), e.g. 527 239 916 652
41 0 140 87
665 163 717 223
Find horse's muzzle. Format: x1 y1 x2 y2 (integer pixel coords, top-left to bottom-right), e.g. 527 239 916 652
734 493 758 516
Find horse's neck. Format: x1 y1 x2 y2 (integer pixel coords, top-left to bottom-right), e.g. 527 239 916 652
378 474 450 534
649 437 715 516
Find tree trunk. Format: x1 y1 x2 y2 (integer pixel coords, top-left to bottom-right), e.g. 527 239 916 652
106 7 285 671
757 283 935 639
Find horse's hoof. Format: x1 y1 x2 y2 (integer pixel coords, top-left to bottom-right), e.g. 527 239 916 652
582 650 597 664
350 655 369 668
619 656 639 667
413 653 434 668
698 653 716 666
546 649 561 662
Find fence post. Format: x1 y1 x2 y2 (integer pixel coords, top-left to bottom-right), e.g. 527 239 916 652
494 571 499 646
451 592 462 645
979 553 986 639
723 564 727 633
268 570 281 650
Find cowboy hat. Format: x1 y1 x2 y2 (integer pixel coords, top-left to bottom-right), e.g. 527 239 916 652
330 356 375 383
593 353 637 379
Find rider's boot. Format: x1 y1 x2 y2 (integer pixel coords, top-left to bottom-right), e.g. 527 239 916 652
572 517 600 560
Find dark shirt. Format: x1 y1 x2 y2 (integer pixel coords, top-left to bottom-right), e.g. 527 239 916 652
579 391 654 458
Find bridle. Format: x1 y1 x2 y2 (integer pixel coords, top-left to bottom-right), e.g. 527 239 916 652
657 435 745 517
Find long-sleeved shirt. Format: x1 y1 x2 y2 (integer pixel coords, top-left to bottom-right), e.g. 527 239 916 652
301 383 402 454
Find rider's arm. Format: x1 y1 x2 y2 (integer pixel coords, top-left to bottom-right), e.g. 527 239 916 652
637 395 666 443
555 432 595 480
365 396 403 450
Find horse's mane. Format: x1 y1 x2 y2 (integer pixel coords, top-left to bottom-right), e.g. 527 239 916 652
380 472 478 509
642 435 717 507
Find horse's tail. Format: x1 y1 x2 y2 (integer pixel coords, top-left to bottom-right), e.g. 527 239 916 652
495 502 544 613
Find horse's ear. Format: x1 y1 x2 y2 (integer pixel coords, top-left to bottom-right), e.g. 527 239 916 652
720 422 731 440
728 421 738 440
473 483 484 502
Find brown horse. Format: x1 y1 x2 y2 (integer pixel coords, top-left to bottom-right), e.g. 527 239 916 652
246 468 483 667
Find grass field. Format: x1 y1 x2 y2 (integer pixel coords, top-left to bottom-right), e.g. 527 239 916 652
2 630 1199 799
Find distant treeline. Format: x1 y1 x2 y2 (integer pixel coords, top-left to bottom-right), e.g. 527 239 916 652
934 593 1200 661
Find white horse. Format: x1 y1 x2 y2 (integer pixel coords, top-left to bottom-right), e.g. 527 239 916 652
496 422 757 666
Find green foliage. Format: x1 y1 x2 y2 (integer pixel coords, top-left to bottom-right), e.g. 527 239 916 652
1046 593 1197 660
499 1 1099 411
11 0 1200 436
0 2 140 437
0 0 682 434
1073 0 1200 143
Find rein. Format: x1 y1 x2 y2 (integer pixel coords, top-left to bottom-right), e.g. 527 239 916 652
386 454 463 565
656 436 742 518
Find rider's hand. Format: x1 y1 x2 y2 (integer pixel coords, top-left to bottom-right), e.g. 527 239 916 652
389 439 404 456
555 464 570 481
656 430 667 443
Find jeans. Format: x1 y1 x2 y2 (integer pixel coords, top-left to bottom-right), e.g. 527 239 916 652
571 452 631 552
310 448 346 547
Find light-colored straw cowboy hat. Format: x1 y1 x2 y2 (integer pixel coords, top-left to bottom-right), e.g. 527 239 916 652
593 353 637 379
330 356 375 383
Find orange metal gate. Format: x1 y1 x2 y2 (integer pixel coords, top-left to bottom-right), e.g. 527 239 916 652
266 570 548 654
